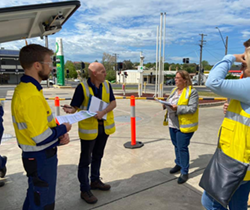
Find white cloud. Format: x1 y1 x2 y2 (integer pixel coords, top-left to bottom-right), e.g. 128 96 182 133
242 31 250 39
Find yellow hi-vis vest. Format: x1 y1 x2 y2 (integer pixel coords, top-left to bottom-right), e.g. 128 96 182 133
163 86 199 133
219 99 250 180
11 82 57 152
78 80 115 140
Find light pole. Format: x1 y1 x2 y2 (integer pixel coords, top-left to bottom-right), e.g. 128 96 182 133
215 27 228 55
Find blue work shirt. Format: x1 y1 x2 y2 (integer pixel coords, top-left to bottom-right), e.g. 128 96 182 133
20 75 67 147
70 78 115 108
206 55 250 114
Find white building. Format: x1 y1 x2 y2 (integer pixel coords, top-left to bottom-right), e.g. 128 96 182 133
116 69 176 84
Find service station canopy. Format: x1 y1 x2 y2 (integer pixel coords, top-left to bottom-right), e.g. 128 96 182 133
0 1 81 43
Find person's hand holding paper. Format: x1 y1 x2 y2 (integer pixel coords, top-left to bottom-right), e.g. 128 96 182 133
95 110 106 120
88 95 108 120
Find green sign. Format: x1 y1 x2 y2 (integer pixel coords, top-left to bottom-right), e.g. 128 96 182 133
56 55 65 86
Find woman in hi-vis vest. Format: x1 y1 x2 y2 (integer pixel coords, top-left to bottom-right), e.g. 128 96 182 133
163 70 199 184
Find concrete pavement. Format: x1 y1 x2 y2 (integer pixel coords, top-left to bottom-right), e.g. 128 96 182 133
0 88 225 210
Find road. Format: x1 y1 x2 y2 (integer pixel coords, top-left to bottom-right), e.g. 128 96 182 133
0 83 211 99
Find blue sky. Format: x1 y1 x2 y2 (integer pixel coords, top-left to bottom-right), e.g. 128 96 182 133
1 0 250 65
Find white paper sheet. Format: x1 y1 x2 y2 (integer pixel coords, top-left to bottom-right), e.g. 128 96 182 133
155 99 173 106
56 110 96 125
155 99 174 112
88 96 109 120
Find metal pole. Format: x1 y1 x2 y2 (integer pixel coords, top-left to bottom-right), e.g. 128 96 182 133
158 13 163 97
45 35 49 48
199 34 204 86
45 36 49 88
161 12 166 97
215 27 228 55
155 26 159 97
225 36 228 55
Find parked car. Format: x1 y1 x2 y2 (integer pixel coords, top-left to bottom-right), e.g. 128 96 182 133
192 80 198 86
40 79 55 85
74 78 80 82
165 78 175 85
192 80 204 85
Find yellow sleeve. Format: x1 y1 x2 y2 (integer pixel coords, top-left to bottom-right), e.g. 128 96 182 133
22 95 52 141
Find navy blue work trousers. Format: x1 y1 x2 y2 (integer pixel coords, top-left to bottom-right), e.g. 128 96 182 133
169 127 194 174
0 120 6 170
22 147 57 210
78 124 109 192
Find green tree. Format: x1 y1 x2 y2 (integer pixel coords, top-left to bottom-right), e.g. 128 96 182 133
133 62 140 67
202 60 213 70
123 60 134 69
102 53 115 71
64 60 77 78
225 74 239 79
164 63 170 70
106 70 116 81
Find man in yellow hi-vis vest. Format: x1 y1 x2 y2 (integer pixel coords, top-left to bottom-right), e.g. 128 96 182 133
11 44 72 210
63 62 116 204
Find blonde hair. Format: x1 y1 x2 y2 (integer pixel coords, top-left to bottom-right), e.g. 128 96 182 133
176 70 192 87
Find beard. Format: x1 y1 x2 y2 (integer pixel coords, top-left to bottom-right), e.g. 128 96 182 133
38 67 49 80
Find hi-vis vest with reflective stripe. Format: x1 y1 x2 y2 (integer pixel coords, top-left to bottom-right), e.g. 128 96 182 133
219 99 250 180
163 86 198 133
78 80 115 140
11 82 57 152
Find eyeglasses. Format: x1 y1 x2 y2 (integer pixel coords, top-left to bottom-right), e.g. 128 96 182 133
40 62 53 67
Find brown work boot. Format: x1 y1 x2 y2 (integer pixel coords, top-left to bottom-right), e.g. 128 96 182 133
91 179 111 191
81 191 98 204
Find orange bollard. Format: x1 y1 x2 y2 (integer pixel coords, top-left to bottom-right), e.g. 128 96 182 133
124 95 144 149
54 96 60 116
131 95 136 145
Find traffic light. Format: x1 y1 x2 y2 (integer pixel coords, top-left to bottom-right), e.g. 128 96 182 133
52 68 57 76
52 56 60 67
118 71 121 75
66 69 69 78
117 62 123 70
183 58 189 64
81 62 85 70
196 65 199 75
124 72 128 77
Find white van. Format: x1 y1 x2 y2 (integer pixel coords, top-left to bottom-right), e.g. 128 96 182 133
40 79 55 85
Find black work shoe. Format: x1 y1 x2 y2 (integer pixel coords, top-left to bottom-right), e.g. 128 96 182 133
81 191 98 204
177 174 189 184
0 181 4 187
169 165 181 174
0 156 7 178
91 179 111 191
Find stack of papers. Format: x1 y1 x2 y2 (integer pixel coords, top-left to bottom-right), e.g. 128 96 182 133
155 99 173 106
155 99 174 111
56 110 96 125
88 95 109 120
